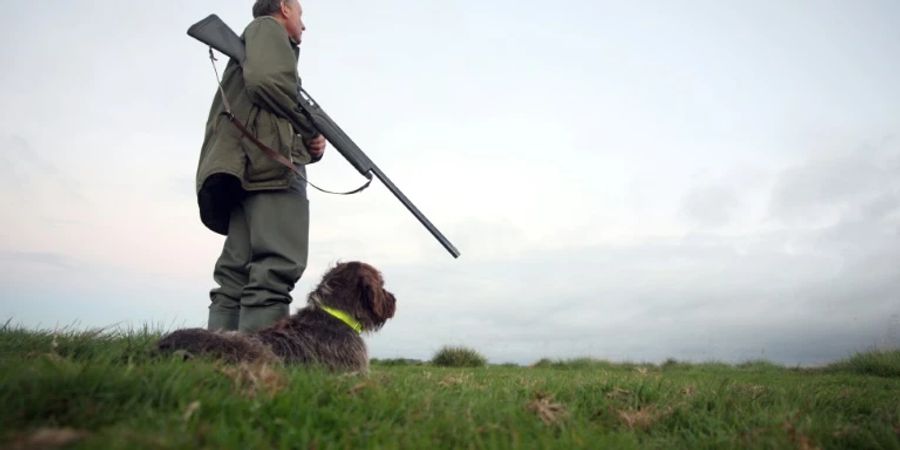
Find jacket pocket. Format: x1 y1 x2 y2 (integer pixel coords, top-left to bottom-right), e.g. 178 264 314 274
241 106 293 183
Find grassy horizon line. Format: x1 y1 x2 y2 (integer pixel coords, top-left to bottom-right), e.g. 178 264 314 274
2 323 898 377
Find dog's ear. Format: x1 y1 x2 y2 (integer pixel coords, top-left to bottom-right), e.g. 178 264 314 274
356 268 395 322
359 276 383 318
381 290 396 320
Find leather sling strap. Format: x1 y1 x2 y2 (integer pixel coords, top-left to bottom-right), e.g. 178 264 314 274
208 48 371 196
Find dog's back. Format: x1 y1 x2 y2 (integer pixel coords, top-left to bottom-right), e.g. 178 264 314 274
257 309 369 371
157 311 368 371
157 328 276 363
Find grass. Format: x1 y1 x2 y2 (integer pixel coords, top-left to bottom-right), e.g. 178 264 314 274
826 349 900 378
1 326 898 449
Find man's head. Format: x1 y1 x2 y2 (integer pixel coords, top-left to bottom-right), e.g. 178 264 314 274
253 0 305 44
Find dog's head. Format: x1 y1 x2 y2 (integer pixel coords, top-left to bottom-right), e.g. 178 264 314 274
308 261 396 332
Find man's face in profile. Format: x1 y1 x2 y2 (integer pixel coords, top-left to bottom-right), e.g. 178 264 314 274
283 0 306 44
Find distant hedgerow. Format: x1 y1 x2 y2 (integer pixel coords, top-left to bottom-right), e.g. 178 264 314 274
370 358 424 366
431 346 486 367
827 349 900 378
531 357 644 371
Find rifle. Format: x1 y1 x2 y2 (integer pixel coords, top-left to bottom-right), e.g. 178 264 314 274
188 14 460 259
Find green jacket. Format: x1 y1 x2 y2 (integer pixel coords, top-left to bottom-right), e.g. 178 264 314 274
196 16 318 235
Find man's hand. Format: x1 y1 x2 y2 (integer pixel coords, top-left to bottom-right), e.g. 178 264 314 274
306 134 327 160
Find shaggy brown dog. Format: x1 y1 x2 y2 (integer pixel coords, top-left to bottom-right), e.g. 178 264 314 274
157 261 396 372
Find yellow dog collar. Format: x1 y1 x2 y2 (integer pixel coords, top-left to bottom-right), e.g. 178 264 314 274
321 306 363 333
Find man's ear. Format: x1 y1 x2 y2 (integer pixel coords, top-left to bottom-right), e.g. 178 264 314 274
278 0 294 18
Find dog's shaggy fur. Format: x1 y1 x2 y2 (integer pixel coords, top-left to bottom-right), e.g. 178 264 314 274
157 261 396 372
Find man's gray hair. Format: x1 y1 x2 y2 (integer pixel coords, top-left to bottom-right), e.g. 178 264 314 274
252 0 296 18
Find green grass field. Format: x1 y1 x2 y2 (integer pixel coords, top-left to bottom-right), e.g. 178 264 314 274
1 326 898 449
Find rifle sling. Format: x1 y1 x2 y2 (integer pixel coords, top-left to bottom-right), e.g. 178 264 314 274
207 48 371 196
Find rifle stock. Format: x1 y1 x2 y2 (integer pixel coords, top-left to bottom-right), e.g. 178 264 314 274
187 15 245 63
188 14 460 258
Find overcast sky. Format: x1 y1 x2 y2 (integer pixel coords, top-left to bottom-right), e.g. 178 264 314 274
1 0 898 365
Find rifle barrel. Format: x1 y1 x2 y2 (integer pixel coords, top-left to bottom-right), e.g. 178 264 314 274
371 167 460 258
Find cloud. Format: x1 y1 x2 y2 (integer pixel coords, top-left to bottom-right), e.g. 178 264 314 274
370 223 899 365
0 134 87 204
0 251 73 269
768 140 900 224
680 183 740 227
368 140 900 365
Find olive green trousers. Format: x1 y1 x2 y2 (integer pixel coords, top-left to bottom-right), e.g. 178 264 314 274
207 172 309 333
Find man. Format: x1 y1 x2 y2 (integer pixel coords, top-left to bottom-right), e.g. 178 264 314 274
196 0 327 332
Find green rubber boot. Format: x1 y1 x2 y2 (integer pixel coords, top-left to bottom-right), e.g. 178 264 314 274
208 294 240 331
238 304 290 333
